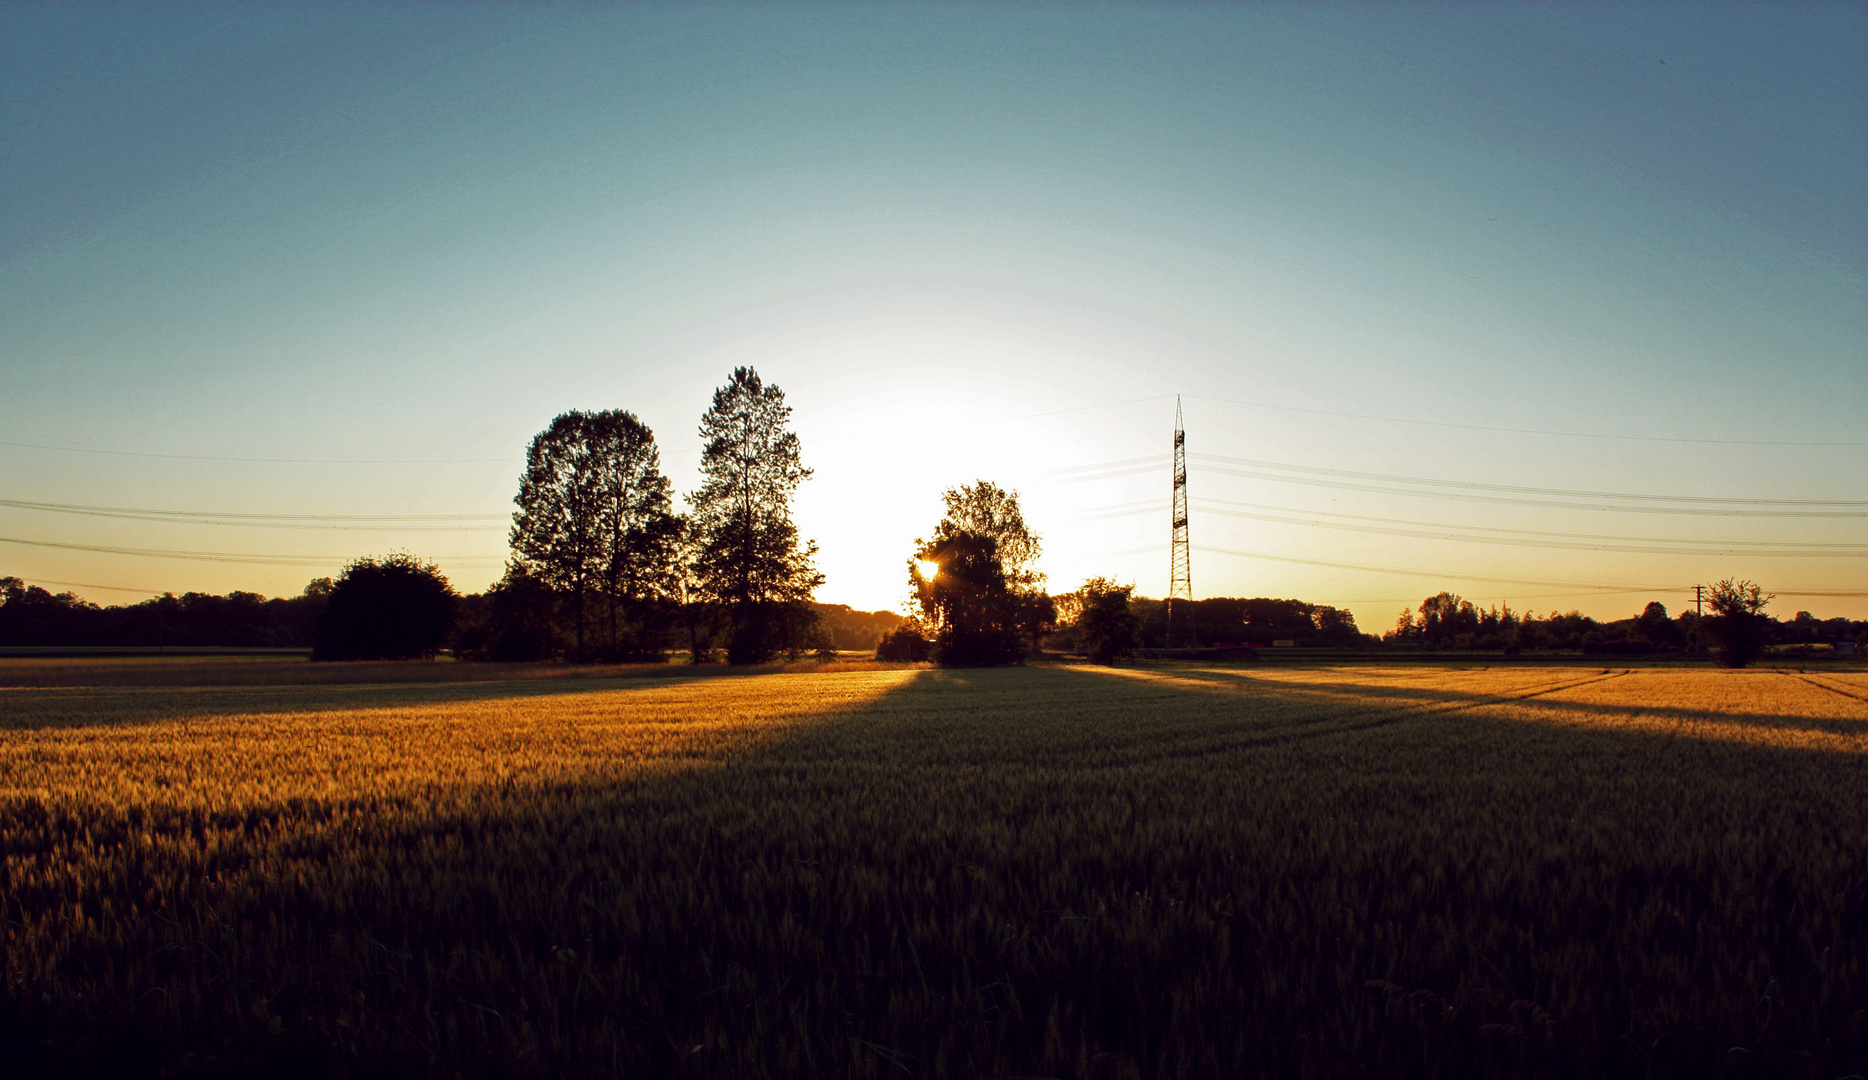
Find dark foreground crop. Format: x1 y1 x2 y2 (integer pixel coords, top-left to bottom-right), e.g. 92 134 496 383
2 662 1864 1078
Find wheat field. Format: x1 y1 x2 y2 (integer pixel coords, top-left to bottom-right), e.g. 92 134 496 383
2 661 1864 1078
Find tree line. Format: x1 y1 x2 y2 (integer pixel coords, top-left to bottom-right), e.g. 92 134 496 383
0 578 330 649
1382 582 1864 667
9 565 1859 668
6 365 1862 668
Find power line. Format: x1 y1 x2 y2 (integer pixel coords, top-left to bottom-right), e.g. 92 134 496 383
1055 452 1868 514
1051 454 1171 476
1196 545 1868 599
1191 453 1868 507
0 535 504 568
1077 499 1173 521
0 498 507 521
1080 496 1866 556
1196 545 1685 594
972 396 1178 426
1194 505 1865 558
0 439 518 465
1201 500 1868 547
1061 457 1867 517
1192 463 1867 518
13 577 170 595
1187 394 1868 447
0 497 508 530
1192 503 1866 559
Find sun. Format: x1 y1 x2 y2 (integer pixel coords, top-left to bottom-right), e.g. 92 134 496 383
916 560 940 581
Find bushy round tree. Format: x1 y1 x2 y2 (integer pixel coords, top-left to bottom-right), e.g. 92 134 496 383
312 554 458 661
1703 578 1771 668
908 481 1042 668
874 623 930 662
1070 577 1142 665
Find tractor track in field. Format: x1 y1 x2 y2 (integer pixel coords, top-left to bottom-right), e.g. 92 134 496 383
1140 668 1633 758
1783 671 1868 705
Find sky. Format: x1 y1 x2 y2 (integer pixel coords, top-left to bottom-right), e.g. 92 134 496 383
3 3 1864 632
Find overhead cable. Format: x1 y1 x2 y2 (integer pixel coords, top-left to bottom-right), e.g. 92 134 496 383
1192 464 1867 518
1050 454 1171 476
0 535 504 568
1079 497 1867 556
972 396 1178 426
1194 505 1864 558
0 439 518 465
1188 394 1868 447
1062 459 1867 517
0 497 507 531
1194 498 1868 548
1053 457 1868 516
1190 453 1868 507
1194 545 1685 594
14 578 170 595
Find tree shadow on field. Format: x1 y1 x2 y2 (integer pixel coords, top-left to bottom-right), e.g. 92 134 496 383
0 656 738 690
0 663 905 731
6 665 1866 1080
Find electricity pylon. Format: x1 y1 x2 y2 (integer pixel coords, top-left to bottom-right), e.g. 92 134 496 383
1167 396 1194 646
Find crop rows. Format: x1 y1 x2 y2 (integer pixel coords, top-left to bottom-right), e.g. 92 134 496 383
2 662 1864 1078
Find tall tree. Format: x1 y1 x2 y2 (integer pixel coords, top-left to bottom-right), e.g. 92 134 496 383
590 412 681 660
688 367 824 663
512 412 606 659
511 409 679 661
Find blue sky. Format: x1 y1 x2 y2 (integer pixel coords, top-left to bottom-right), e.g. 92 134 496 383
3 3 1863 627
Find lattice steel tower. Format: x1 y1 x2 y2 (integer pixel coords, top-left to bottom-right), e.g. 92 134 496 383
1167 397 1194 645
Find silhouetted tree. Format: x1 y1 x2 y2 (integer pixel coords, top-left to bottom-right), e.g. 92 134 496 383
936 481 1043 593
911 531 1023 667
1015 591 1059 656
454 562 563 661
512 412 606 659
874 622 931 662
311 554 456 661
1704 578 1772 668
1068 577 1142 664
672 520 721 663
512 409 681 661
687 368 824 663
908 482 1039 667
1312 605 1362 646
590 412 681 661
1637 601 1682 647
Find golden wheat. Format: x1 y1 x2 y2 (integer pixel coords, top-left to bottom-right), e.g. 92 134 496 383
1 661 1863 1078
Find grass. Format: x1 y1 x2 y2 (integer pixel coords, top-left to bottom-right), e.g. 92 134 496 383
1 659 1864 1078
